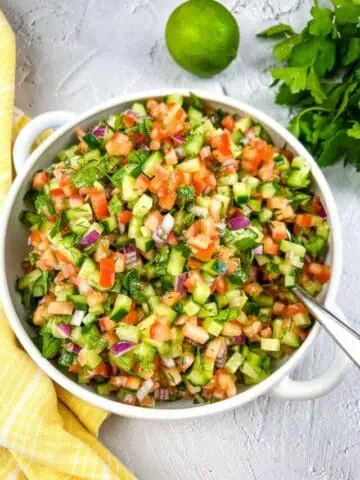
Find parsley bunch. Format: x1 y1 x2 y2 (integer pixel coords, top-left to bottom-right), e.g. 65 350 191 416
259 0 360 169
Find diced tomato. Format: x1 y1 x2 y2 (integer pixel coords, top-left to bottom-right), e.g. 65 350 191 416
136 173 150 191
89 190 109 219
150 321 172 342
129 132 147 144
167 231 178 246
184 271 203 292
213 276 227 294
29 229 41 246
104 330 118 347
68 364 81 373
193 180 207 196
99 316 116 332
243 282 263 297
311 195 326 217
221 115 235 131
188 234 212 250
69 193 84 208
117 210 132 225
187 257 203 269
159 191 176 210
273 301 285 316
162 291 181 306
266 197 288 209
258 144 274 163
263 236 279 255
106 132 133 156
175 169 192 186
33 171 49 191
270 221 288 241
123 309 139 325
258 161 274 181
295 214 313 228
226 258 239 275
307 263 331 283
154 165 170 181
241 146 262 174
48 301 74 315
145 211 163 232
99 257 115 288
218 132 232 157
194 242 217 261
284 303 306 317
123 114 136 128
91 362 111 378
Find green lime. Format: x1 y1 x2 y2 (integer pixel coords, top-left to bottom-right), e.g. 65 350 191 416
165 0 240 77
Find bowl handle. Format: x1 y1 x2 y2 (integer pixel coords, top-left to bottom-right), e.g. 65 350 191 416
270 303 352 400
13 110 77 174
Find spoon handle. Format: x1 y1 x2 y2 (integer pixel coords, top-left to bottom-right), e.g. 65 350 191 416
294 286 360 369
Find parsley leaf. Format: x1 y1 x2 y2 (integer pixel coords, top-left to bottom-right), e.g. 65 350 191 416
309 7 335 37
347 122 360 139
72 163 105 188
189 92 203 109
271 67 308 94
121 270 145 304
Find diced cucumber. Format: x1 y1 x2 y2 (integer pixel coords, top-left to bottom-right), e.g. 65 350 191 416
293 312 311 328
51 234 84 266
135 235 155 252
64 204 93 222
122 175 140 202
235 116 252 133
69 217 91 236
142 151 163 178
100 215 117 233
248 199 262 212
272 319 284 339
233 182 250 205
201 259 227 276
167 248 185 276
240 361 259 380
280 330 301 348
131 102 147 116
192 283 211 305
184 133 204 156
165 94 183 106
109 350 135 373
225 352 244 373
260 338 280 352
133 194 153 218
260 182 277 199
110 294 132 321
97 382 111 396
186 354 213 387
177 157 201 173
183 299 201 316
218 173 238 186
116 324 139 343
128 216 142 239
68 294 88 311
188 106 203 127
78 258 97 280
154 303 177 324
18 269 42 290
280 240 306 258
78 348 102 369
203 317 223 336
258 208 273 224
231 129 244 145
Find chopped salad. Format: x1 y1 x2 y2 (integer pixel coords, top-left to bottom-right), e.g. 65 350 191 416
18 93 331 407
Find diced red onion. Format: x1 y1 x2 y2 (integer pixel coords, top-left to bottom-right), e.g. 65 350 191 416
215 222 226 237
55 323 72 339
153 214 174 245
136 379 154 402
252 245 263 255
139 143 150 151
63 342 81 354
123 243 137 265
124 109 143 120
105 187 112 200
111 364 118 376
228 215 250 230
215 346 227 369
161 357 175 368
234 335 246 345
154 387 170 401
200 146 211 160
175 273 188 293
71 310 85 326
92 125 107 138
317 201 327 218
161 213 175 234
222 158 236 168
317 254 326 264
172 134 185 144
175 147 185 159
80 229 100 247
111 341 136 357
189 205 209 218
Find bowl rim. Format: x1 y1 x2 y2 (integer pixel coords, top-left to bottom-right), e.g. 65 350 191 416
0 88 343 420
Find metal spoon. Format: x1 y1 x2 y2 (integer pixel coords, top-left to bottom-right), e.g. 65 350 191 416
294 286 360 368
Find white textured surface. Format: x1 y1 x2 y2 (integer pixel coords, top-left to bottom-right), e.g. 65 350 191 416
3 0 360 478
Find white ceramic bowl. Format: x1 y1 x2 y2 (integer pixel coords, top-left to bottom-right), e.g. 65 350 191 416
0 89 351 420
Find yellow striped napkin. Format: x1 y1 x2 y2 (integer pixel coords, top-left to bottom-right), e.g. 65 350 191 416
0 11 134 480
